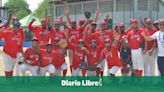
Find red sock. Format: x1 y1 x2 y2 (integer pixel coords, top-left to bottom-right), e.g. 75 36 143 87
5 71 13 76
138 70 142 76
70 65 72 74
96 68 101 76
63 69 67 76
100 71 103 76
82 69 86 76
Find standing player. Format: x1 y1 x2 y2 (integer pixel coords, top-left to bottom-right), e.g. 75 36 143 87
141 19 164 76
143 18 157 76
39 41 56 76
28 19 51 49
52 37 67 76
126 19 145 76
0 20 24 76
19 37 40 76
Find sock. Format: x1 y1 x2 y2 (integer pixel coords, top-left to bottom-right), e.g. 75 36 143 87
5 71 13 76
82 69 86 76
100 71 103 76
96 68 101 76
63 69 67 76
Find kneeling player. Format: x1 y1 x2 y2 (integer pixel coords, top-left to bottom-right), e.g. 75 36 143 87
39 41 56 76
19 37 40 76
52 37 67 76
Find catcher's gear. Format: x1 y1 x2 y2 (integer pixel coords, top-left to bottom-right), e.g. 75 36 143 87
84 11 91 19
59 39 68 48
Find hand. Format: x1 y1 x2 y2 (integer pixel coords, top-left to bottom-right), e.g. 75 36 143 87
64 7 70 15
32 19 36 22
148 50 153 56
142 49 147 54
96 8 100 15
141 32 146 37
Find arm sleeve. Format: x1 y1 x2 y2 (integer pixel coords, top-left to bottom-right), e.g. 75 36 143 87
151 31 158 40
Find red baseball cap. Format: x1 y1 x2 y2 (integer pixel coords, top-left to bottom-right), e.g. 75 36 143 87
54 37 60 41
79 19 86 23
130 19 138 24
32 37 38 41
54 19 60 24
119 23 125 27
104 38 112 43
146 18 152 23
100 21 106 26
71 19 76 23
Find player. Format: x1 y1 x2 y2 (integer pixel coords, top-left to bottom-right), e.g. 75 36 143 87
52 37 67 76
28 19 51 49
39 41 56 76
68 39 89 76
86 39 103 76
0 20 24 76
126 19 145 76
19 37 40 76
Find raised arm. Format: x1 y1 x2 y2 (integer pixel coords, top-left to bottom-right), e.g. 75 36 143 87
27 19 36 31
64 7 72 25
141 32 154 41
93 8 100 22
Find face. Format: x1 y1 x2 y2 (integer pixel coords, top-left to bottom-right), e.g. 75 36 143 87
79 22 85 26
91 25 97 32
100 25 106 31
146 22 152 29
131 23 138 30
159 22 164 31
32 40 39 48
42 24 47 29
71 23 76 29
120 26 125 33
54 40 60 47
78 42 84 48
46 45 52 52
55 24 60 31
90 42 96 48
13 25 19 33
105 42 111 49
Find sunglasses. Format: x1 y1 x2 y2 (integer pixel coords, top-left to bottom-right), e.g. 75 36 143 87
159 24 164 26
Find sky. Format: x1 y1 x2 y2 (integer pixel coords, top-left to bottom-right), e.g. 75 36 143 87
2 0 44 12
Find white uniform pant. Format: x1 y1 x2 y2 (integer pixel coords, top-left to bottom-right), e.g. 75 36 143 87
39 64 56 76
19 64 39 76
143 48 157 76
54 63 67 76
2 52 22 75
131 48 144 70
108 66 120 75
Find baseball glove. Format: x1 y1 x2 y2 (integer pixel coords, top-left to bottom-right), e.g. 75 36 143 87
84 11 91 19
59 39 68 48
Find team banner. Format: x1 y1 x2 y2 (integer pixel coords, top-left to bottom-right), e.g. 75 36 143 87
0 76 164 92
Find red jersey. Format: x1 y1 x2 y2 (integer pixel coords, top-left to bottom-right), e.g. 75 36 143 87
65 25 84 38
25 48 40 66
144 28 157 50
28 22 51 48
98 30 113 41
101 47 122 69
50 29 66 40
86 44 103 65
53 46 66 69
0 30 23 58
68 43 87 69
126 28 144 49
39 50 56 67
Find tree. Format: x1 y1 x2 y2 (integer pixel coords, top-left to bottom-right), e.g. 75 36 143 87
4 0 31 19
34 0 49 19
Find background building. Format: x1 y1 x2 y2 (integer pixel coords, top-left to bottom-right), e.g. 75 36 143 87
50 0 164 28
